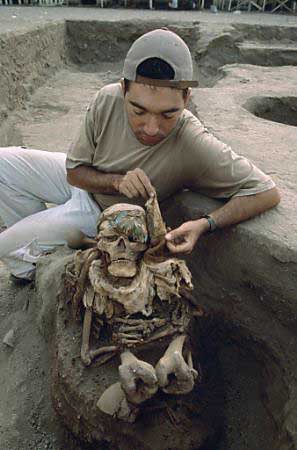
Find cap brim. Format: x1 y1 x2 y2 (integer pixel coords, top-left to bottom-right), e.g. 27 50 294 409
135 76 198 89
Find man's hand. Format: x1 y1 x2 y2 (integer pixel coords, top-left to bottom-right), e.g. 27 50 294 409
165 219 209 254
116 168 155 200
67 166 155 198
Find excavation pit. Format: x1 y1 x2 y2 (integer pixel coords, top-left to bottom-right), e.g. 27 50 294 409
0 15 297 450
244 96 297 127
41 244 290 450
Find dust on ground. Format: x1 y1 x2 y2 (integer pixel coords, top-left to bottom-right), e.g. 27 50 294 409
0 62 122 450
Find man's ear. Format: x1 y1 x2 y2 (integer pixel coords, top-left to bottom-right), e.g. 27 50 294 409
184 88 191 108
120 78 126 96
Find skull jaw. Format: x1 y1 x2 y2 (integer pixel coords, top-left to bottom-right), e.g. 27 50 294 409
108 260 138 278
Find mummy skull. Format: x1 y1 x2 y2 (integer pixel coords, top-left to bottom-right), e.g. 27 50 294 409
97 204 149 278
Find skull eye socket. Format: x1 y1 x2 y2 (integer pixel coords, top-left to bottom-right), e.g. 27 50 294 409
102 234 145 244
103 235 118 242
127 235 142 243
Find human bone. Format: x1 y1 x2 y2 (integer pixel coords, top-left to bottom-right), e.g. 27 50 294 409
61 194 199 422
88 260 155 316
155 334 198 394
96 382 138 423
119 351 158 404
97 204 148 278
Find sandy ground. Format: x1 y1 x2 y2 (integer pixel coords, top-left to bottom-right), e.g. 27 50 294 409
0 5 296 35
0 6 297 450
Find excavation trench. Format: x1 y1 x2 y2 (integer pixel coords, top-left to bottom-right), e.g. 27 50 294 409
244 96 297 127
0 19 296 450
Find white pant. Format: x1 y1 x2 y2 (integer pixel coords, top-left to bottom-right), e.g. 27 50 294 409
0 147 101 279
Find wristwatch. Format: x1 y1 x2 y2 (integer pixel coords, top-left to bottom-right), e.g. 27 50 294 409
202 214 217 233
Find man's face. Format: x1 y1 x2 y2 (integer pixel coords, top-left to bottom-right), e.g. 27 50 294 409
123 81 189 146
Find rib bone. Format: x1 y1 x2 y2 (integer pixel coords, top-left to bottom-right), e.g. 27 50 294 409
144 325 176 344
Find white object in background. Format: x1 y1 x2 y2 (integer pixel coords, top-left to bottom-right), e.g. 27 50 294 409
3 329 15 348
169 0 178 7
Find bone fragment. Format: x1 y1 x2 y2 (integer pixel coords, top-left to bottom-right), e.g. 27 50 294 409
155 334 198 395
81 308 93 366
83 285 96 309
114 318 146 325
119 325 147 332
115 317 166 327
94 352 117 367
119 338 144 346
117 332 142 340
187 350 193 368
90 345 118 359
72 248 100 318
89 261 154 316
97 382 138 422
179 287 204 315
105 299 114 319
145 193 167 246
118 318 167 334
119 351 158 404
144 325 176 344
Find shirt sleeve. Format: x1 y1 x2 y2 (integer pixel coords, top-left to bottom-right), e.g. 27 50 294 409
66 92 99 170
182 117 275 199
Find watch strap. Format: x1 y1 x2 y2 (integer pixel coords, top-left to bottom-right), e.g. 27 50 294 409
202 214 217 233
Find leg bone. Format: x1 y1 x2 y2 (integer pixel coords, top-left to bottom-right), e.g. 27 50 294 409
155 334 198 395
119 351 158 405
97 382 139 422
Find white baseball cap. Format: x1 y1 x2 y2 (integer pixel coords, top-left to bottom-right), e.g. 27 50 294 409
123 28 198 89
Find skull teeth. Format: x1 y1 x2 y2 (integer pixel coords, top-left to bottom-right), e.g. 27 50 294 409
111 259 134 264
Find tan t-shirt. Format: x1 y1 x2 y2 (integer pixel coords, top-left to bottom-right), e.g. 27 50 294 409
66 83 275 210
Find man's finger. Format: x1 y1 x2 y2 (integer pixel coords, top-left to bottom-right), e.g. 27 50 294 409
120 176 140 198
165 225 186 241
120 184 136 198
166 240 192 254
134 169 155 198
128 173 148 199
125 178 143 198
